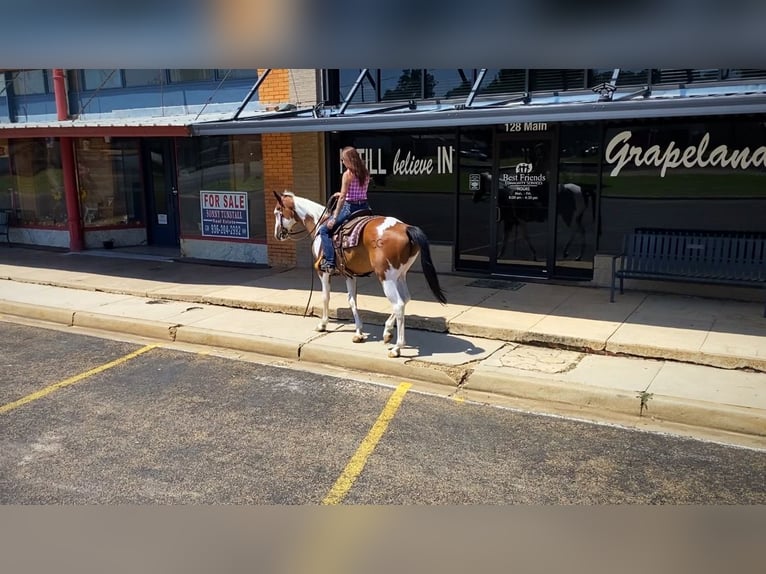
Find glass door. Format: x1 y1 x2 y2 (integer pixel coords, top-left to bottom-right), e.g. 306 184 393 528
143 139 179 247
491 135 554 276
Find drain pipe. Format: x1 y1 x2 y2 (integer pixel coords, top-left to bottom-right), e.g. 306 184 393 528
52 69 83 251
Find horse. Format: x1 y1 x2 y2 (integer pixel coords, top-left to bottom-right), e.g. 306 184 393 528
272 191 447 358
473 172 596 261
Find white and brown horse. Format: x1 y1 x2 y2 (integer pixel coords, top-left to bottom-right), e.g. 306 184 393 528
273 191 447 358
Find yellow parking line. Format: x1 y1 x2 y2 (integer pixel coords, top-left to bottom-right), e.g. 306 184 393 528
322 382 411 505
0 344 157 415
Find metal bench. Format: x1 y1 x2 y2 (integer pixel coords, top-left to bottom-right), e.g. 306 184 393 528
0 210 10 246
610 230 766 316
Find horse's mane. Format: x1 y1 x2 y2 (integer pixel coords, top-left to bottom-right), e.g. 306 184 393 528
286 191 326 222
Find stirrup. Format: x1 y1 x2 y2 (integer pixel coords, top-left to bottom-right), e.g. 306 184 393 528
319 260 338 275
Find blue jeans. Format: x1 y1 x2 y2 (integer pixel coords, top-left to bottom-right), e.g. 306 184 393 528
318 201 369 266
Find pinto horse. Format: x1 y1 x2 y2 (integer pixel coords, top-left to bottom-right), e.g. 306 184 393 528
272 191 446 358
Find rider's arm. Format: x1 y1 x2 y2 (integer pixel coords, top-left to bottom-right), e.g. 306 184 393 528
333 171 351 219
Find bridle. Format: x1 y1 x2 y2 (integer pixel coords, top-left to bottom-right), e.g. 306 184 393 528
274 193 332 242
275 206 310 241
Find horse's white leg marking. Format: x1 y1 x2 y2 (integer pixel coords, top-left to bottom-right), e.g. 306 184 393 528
316 270 331 332
346 276 366 343
383 312 396 345
381 273 405 358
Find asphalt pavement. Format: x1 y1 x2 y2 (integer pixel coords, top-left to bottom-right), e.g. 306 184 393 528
0 246 764 447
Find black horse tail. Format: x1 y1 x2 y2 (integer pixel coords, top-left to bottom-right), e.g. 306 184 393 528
406 226 447 305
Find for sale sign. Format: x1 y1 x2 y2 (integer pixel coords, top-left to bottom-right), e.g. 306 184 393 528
200 191 249 239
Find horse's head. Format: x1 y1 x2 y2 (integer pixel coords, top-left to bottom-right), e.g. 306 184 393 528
273 190 299 241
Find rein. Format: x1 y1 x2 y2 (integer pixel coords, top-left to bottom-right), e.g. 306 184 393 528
282 198 335 318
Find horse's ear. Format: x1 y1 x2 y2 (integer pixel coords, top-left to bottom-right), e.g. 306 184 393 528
273 191 283 206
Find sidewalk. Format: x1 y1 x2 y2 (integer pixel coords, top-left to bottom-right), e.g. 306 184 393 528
0 246 764 447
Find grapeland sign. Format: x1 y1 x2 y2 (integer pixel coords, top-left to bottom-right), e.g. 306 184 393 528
605 130 766 177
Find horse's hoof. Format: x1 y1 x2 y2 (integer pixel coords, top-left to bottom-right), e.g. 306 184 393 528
315 324 327 332
352 334 365 343
388 348 401 358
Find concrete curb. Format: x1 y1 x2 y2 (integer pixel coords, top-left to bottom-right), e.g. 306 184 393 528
175 326 300 360
0 299 75 326
299 342 461 387
464 368 766 438
605 340 766 373
72 312 178 341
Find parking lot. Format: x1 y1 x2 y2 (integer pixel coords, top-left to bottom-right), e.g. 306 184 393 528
1 319 765 504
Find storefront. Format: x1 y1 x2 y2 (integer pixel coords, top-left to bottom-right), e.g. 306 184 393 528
0 132 267 262
322 114 766 283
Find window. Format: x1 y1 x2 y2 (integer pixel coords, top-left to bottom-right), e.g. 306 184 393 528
123 69 164 87
529 69 585 92
338 69 377 104
380 69 423 101
13 70 47 95
427 69 474 99
3 138 65 226
482 69 526 94
75 138 143 227
169 69 215 83
176 136 265 240
82 69 122 90
216 69 258 80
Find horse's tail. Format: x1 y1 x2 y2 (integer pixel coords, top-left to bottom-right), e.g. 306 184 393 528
406 226 447 305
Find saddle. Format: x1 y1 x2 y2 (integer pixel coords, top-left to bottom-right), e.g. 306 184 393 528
318 209 375 277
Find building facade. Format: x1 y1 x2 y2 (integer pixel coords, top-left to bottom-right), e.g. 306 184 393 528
195 68 766 295
3 68 766 300
0 68 322 267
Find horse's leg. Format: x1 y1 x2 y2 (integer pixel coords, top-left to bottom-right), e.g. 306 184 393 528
383 312 396 345
345 276 366 343
381 275 406 358
315 270 331 332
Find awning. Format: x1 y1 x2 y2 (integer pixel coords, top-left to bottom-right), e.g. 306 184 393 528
190 90 766 136
0 110 240 139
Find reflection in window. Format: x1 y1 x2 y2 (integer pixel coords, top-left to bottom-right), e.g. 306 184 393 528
2 138 65 226
380 69 424 101
75 138 143 227
338 69 377 104
428 69 474 99
13 70 47 95
169 69 215 83
217 69 259 80
83 70 122 90
529 69 585 92
123 69 164 87
176 136 265 240
482 69 526 94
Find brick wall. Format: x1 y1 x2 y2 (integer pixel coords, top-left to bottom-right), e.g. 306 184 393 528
259 69 324 268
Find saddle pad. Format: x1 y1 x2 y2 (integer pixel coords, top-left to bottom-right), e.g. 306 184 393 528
336 215 377 250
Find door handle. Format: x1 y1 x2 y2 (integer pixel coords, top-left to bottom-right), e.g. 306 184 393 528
496 206 501 222
172 187 178 195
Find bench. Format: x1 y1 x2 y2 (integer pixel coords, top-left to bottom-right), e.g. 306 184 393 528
610 230 766 316
0 210 10 246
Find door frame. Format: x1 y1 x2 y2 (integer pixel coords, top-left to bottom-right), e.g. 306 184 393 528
142 138 180 247
489 129 559 278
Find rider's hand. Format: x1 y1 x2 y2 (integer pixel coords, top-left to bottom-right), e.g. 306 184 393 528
327 217 335 230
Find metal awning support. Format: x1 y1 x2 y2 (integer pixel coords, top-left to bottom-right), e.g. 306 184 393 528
614 86 652 101
348 101 417 116
338 69 371 116
233 69 271 120
464 68 488 108
480 92 530 107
